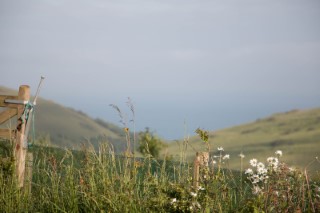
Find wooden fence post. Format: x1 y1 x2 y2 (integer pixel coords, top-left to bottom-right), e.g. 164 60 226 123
25 152 33 193
193 152 209 189
193 153 200 188
14 85 30 187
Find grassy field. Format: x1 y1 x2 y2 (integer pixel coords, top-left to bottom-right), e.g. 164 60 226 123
164 108 320 172
0 141 319 212
1 86 320 212
0 86 128 151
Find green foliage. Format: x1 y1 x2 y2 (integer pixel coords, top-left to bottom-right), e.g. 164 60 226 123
195 128 210 152
166 108 320 172
0 144 319 212
138 127 167 158
195 128 209 143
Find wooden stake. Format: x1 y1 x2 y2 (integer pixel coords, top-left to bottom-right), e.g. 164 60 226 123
193 153 200 188
14 85 30 187
25 152 33 193
193 152 209 189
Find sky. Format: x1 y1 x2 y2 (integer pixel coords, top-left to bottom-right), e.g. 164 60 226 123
1 0 320 140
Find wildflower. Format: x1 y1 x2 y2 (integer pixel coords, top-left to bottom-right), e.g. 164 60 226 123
223 154 230 160
239 153 245 158
252 185 262 194
267 157 274 163
190 192 197 197
257 167 267 175
252 174 260 184
257 162 265 169
217 147 224 151
170 198 177 204
275 150 282 157
267 157 279 170
198 186 205 191
250 159 258 167
211 160 217 165
245 168 253 175
289 167 296 172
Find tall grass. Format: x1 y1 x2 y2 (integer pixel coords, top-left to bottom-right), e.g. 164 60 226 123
1 99 319 212
1 139 319 212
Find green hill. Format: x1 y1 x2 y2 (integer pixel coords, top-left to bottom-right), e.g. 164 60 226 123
0 86 128 151
164 108 320 172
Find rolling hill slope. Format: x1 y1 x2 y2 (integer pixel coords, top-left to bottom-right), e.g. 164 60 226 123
164 108 320 172
0 86 127 151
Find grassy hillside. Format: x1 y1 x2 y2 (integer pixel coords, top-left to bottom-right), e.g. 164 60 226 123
164 108 320 172
0 86 127 151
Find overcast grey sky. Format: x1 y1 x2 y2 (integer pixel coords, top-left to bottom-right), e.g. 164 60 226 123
1 0 320 139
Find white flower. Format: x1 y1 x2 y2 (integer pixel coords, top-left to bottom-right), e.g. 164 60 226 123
252 174 260 184
190 192 197 197
267 157 274 163
289 167 296 172
257 162 265 169
245 168 253 175
239 153 245 159
252 185 262 194
217 147 224 151
275 150 282 157
267 157 279 170
211 160 217 165
250 159 258 167
170 198 177 204
223 154 230 160
198 186 205 191
257 168 267 175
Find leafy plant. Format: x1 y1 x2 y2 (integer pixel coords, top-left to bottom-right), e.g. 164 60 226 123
138 127 167 158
